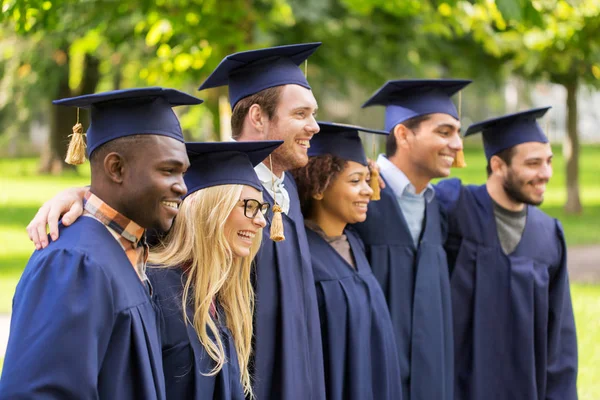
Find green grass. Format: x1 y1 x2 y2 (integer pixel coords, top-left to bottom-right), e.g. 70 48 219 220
571 284 600 400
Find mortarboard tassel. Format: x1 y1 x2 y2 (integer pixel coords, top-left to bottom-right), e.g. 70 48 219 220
268 155 285 242
369 168 381 200
270 204 285 242
369 136 381 200
65 108 87 165
452 90 467 168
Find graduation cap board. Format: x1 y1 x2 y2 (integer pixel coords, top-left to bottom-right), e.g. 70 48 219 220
362 79 471 132
464 107 550 160
362 79 471 167
183 140 283 198
310 121 388 166
198 43 321 109
309 121 389 200
53 87 203 164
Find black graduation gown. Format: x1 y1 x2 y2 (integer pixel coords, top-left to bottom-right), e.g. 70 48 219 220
435 179 578 400
147 268 245 400
352 175 454 400
307 226 403 400
0 217 165 400
252 173 326 400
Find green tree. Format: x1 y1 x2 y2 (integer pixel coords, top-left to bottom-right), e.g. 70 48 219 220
445 0 600 214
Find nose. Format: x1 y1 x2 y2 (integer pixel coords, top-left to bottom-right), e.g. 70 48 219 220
174 175 187 198
254 211 267 228
363 180 374 196
306 115 320 135
448 132 463 151
540 162 553 180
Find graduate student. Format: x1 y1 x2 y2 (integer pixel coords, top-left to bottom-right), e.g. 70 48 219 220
290 122 403 400
26 43 326 400
148 141 281 400
197 44 326 400
352 79 471 400
0 87 202 399
435 107 578 400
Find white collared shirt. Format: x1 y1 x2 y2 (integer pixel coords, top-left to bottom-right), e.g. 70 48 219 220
254 162 291 214
377 154 434 245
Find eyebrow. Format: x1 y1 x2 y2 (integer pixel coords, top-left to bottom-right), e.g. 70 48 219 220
348 171 368 177
159 159 188 167
435 123 460 131
524 153 553 162
291 106 318 113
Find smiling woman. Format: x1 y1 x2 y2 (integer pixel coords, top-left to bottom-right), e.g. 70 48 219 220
146 140 281 400
290 122 402 400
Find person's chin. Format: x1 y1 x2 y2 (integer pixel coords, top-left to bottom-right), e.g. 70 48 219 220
232 242 251 258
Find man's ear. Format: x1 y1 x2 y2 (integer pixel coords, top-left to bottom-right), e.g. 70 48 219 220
489 155 506 177
103 152 126 184
393 124 410 150
248 104 265 133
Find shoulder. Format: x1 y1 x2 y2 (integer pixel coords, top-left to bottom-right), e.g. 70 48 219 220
529 207 565 246
433 178 464 211
147 267 184 302
345 226 366 252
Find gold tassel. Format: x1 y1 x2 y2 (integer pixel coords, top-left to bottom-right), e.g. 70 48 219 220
452 149 467 168
65 108 87 165
452 90 466 168
369 167 381 201
269 204 285 242
268 154 285 241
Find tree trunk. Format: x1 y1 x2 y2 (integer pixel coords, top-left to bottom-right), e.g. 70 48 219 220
39 47 72 174
38 51 100 174
563 81 582 214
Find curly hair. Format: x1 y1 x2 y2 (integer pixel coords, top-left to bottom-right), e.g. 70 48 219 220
290 154 348 218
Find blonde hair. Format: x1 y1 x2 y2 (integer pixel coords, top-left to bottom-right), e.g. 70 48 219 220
149 184 261 397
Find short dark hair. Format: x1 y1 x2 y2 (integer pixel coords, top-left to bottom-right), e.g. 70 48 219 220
290 154 347 218
231 86 282 139
90 134 149 166
385 114 432 157
486 146 516 176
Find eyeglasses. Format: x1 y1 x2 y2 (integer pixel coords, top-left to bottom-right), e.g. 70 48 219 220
239 199 270 219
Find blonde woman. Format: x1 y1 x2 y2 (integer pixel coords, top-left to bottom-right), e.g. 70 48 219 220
148 141 281 400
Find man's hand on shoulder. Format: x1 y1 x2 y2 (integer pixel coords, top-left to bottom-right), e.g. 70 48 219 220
27 186 89 250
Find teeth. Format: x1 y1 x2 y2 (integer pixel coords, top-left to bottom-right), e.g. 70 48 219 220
162 201 179 209
238 231 256 239
441 155 454 163
296 139 310 148
354 202 368 209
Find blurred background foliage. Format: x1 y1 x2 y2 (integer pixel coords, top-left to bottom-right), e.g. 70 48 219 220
1 0 600 213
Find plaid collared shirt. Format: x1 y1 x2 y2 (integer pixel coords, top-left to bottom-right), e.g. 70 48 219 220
83 191 149 283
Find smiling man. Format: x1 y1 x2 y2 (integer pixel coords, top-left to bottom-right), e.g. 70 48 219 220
198 43 326 400
352 79 470 400
0 87 201 399
435 107 578 400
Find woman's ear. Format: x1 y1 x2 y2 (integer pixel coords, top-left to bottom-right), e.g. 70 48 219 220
312 192 324 201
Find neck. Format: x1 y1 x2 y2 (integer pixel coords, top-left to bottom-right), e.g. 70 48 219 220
90 183 130 220
262 158 285 178
388 153 431 193
486 178 525 212
308 209 347 237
